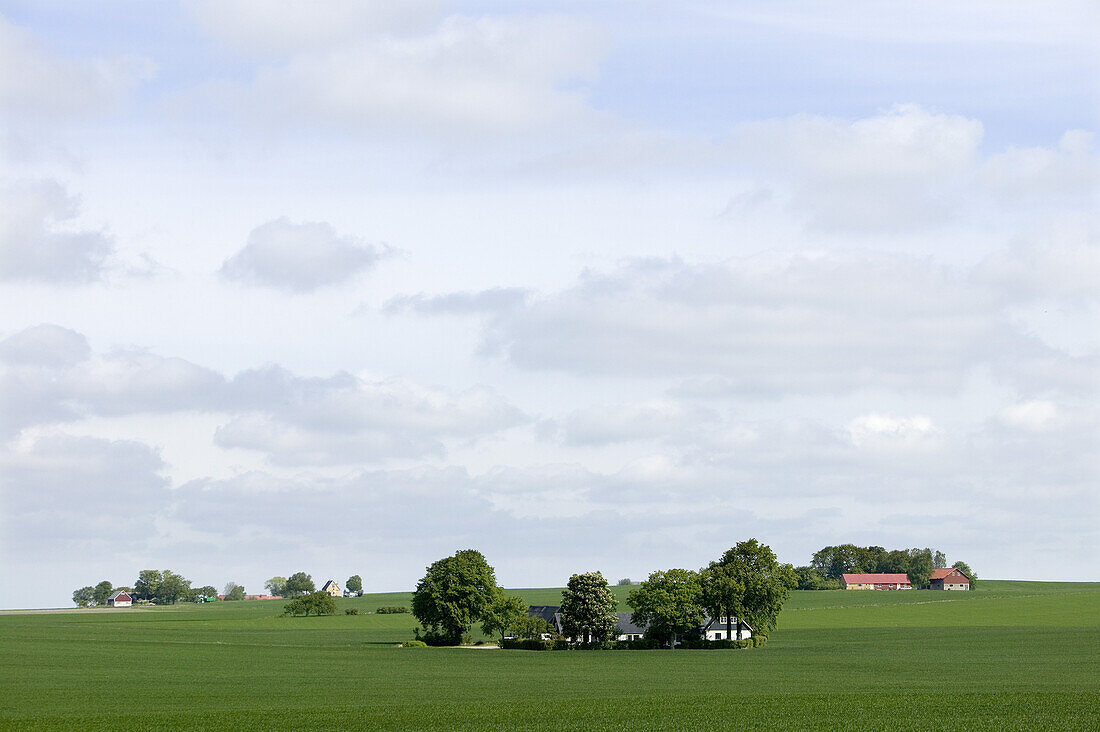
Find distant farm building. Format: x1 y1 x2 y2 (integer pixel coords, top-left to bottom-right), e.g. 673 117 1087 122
841 573 912 590
107 591 132 607
930 567 971 590
320 580 341 597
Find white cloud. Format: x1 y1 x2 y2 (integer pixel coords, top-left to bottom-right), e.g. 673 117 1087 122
462 253 1065 396
553 400 719 446
0 326 526 463
0 180 113 283
0 13 153 118
848 413 937 448
188 8 608 141
220 218 385 292
999 400 1060 431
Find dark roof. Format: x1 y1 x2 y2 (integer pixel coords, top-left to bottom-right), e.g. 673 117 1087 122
108 590 131 600
615 612 645 635
528 605 559 623
701 616 754 633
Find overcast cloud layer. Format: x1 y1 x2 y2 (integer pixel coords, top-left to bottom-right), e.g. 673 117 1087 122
0 1 1097 608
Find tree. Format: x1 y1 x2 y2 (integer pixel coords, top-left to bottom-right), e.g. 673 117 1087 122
812 544 877 579
412 549 500 645
702 539 796 640
628 569 704 648
346 575 363 594
283 591 337 616
223 582 245 601
794 566 835 590
559 571 618 644
133 569 162 602
876 549 911 574
616 578 633 586
92 580 114 606
196 586 217 599
511 614 553 640
952 561 978 588
480 592 527 644
155 570 190 605
934 550 948 569
264 576 287 597
284 572 315 598
73 586 95 608
907 548 934 588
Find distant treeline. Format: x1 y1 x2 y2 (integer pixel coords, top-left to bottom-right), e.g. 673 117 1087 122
794 545 976 589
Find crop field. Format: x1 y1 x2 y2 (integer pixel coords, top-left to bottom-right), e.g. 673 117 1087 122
2 581 1097 730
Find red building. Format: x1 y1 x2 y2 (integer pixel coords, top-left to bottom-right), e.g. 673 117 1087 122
841 573 912 590
930 567 971 590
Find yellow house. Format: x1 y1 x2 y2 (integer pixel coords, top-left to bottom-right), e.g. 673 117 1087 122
320 580 341 597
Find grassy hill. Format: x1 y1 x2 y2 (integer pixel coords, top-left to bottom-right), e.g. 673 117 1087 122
1 581 1097 730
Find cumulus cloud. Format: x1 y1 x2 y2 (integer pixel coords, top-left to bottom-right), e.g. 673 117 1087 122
0 325 225 436
216 367 527 465
0 325 526 462
999 400 1060 431
847 413 938 449
455 254 1063 396
384 287 529 315
550 400 720 446
187 5 607 140
0 180 113 283
0 434 170 556
220 218 385 292
0 14 154 118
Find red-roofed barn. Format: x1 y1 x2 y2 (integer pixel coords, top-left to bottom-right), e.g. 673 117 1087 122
930 567 970 590
841 573 912 590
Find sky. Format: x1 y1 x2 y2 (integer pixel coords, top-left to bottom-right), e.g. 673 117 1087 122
0 0 1097 609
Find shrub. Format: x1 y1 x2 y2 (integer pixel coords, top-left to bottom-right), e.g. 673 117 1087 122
752 635 767 648
402 640 428 648
345 608 359 615
283 591 337 617
377 606 410 614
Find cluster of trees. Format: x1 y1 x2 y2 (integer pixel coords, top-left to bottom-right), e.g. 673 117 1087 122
628 539 796 647
265 572 350 598
411 549 528 645
72 580 123 608
411 539 796 648
795 545 977 589
73 570 225 607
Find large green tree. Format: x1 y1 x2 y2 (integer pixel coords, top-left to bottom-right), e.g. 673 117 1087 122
155 570 190 604
703 539 796 640
133 570 162 602
559 571 618 644
223 582 245 601
346 575 363 594
907 548 934 588
412 549 500 645
628 568 704 648
264 577 287 596
284 572 315 598
72 586 95 608
92 580 114 606
480 592 527 644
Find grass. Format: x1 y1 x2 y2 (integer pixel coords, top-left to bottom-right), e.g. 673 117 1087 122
1 581 1097 730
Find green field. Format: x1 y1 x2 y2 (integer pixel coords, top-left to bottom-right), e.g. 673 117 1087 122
2 581 1097 730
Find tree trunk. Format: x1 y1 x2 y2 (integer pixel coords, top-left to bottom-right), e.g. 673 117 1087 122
736 619 743 641
671 631 677 650
726 612 732 641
